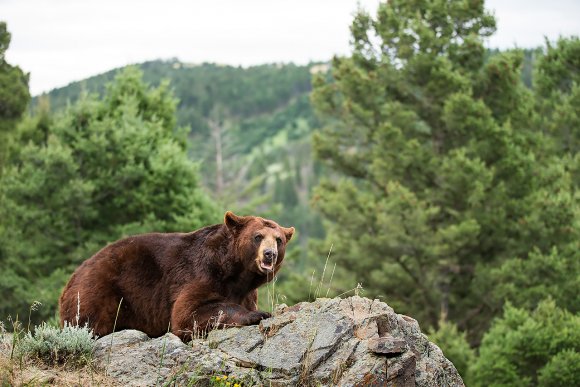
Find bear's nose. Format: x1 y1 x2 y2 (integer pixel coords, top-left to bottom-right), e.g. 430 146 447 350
263 248 277 264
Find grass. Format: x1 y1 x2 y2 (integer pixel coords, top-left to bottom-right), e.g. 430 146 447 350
336 283 365 298
209 374 245 387
156 322 175 385
265 272 289 316
105 297 123 375
298 327 319 386
161 358 256 387
261 244 340 315
312 244 335 300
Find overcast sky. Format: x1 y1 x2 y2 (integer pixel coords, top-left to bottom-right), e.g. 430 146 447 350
3 0 580 96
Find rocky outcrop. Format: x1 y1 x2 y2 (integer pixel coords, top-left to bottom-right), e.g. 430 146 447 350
93 296 464 386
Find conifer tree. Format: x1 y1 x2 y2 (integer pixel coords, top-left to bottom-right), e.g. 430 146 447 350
535 37 580 153
471 300 580 386
0 22 30 169
310 0 579 337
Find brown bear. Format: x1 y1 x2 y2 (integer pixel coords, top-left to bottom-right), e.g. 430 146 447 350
59 211 294 341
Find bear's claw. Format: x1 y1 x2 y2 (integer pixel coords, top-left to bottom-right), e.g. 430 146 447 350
243 310 271 325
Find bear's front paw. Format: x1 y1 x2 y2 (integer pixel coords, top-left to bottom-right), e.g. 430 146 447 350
241 310 271 325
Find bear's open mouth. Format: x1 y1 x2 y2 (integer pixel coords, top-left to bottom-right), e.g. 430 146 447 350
260 261 274 272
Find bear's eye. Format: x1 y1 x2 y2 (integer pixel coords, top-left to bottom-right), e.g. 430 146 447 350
276 237 282 245
254 235 264 243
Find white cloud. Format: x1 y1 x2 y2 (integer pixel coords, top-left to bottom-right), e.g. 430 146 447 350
486 0 580 49
2 0 578 95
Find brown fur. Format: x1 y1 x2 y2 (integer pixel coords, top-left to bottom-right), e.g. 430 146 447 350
59 212 294 341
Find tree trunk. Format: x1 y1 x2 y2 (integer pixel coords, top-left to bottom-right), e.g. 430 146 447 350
209 119 224 197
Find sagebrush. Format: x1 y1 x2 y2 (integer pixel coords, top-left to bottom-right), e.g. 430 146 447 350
16 322 95 367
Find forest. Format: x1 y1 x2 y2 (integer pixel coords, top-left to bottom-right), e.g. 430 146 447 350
1 0 579 385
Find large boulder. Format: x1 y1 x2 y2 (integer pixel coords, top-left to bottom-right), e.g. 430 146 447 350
93 296 464 386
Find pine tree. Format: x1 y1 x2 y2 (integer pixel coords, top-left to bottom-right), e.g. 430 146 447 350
535 37 580 153
310 0 578 338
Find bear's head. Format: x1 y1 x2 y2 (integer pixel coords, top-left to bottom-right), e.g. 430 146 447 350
224 211 294 276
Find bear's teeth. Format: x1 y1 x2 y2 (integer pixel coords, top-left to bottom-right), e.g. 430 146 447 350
260 262 273 271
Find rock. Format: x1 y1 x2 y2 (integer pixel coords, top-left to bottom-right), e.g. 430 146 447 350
93 297 464 386
94 329 149 353
368 336 408 356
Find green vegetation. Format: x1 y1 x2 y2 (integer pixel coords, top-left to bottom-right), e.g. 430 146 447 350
1 0 580 384
309 0 579 343
0 66 218 322
427 320 475 384
0 316 114 385
16 322 94 367
0 22 30 170
210 374 245 387
472 300 580 386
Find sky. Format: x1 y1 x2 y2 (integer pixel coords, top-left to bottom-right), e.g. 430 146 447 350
2 0 580 96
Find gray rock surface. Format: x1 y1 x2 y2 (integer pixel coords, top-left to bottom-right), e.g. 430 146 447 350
93 296 464 386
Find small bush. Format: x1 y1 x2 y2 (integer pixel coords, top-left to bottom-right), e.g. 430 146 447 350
17 322 95 367
427 320 475 384
537 349 580 387
471 299 580 386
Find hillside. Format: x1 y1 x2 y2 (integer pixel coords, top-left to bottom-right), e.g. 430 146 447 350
34 60 327 245
32 50 540 248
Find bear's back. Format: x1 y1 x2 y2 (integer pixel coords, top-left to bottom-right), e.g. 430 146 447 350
86 232 186 275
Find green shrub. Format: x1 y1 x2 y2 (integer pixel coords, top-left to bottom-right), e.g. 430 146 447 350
471 299 580 386
537 349 580 387
427 320 475 384
17 322 95 367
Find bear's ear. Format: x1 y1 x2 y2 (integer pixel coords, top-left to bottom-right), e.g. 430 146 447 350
224 211 248 231
283 227 295 243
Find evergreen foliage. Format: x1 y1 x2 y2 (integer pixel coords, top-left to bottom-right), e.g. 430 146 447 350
309 0 579 341
427 321 475 385
537 349 580 387
0 67 218 322
535 37 580 152
471 300 580 386
0 22 30 169
476 247 580 315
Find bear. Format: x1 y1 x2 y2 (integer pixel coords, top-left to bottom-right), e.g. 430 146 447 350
59 211 294 341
